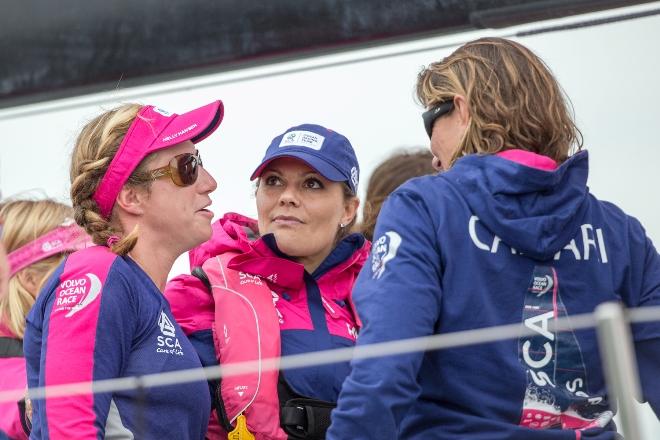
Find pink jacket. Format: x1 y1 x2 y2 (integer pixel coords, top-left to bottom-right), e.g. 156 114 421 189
166 213 369 439
0 323 28 440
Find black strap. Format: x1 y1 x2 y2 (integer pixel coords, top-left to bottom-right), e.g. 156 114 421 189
209 379 234 432
18 398 32 436
0 337 23 358
281 398 335 440
279 373 335 440
191 266 212 293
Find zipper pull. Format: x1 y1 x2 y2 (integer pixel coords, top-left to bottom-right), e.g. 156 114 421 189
227 413 255 440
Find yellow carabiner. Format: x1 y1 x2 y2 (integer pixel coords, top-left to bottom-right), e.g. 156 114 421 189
227 413 255 440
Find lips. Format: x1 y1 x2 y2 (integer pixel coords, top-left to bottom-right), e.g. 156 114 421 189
273 215 303 225
196 201 213 217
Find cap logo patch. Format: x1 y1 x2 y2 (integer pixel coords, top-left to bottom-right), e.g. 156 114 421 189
279 130 325 150
350 166 359 188
152 107 173 117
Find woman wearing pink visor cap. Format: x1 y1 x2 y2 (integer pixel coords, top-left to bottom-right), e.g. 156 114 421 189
23 100 223 440
0 199 90 440
165 124 370 439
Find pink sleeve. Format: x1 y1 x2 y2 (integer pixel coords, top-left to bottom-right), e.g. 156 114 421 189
42 248 115 439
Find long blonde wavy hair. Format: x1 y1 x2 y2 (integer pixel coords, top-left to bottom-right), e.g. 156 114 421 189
416 37 582 168
0 199 73 338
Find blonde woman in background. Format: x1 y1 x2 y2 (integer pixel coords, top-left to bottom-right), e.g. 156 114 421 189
0 199 90 440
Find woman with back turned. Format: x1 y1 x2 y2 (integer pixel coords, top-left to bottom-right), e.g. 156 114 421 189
328 37 660 439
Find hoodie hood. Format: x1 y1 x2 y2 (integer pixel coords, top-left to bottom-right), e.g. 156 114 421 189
442 150 590 260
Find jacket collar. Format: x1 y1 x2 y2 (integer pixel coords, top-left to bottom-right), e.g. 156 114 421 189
227 232 369 290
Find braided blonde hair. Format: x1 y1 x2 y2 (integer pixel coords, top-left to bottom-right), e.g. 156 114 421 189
69 104 153 256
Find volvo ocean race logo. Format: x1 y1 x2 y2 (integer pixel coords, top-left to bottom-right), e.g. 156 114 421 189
156 311 183 356
531 275 553 297
371 231 402 280
54 273 102 318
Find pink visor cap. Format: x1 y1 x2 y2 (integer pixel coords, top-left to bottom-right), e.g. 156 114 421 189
7 221 93 277
92 100 224 219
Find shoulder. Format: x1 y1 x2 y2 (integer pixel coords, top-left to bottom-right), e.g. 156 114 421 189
65 245 122 273
587 195 649 242
391 172 465 210
65 246 139 290
52 247 140 315
374 174 457 232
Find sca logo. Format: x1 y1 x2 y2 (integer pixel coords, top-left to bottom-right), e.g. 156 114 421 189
239 271 263 286
156 311 183 356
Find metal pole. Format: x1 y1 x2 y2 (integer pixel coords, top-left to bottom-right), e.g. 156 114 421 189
595 302 643 440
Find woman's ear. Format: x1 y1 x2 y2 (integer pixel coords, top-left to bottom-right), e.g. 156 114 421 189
453 95 471 130
115 186 147 217
341 197 360 226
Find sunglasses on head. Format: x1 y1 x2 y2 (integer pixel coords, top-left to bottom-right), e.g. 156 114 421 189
150 150 203 186
422 100 455 139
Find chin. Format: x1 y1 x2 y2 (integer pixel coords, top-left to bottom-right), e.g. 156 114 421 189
272 233 304 256
188 224 213 249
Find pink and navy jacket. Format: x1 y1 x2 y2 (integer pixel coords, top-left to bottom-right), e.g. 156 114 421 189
23 246 211 440
0 323 28 440
165 212 369 439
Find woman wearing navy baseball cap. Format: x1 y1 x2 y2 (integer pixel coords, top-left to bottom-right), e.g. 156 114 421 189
24 100 224 439
166 123 369 439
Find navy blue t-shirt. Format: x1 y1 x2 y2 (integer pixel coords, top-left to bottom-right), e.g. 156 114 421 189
24 246 210 439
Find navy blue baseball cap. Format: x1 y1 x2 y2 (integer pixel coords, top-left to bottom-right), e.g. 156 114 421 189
250 123 360 194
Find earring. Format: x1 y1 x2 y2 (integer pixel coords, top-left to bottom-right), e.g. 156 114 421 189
339 223 346 228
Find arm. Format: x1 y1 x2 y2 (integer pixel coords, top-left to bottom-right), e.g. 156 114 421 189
37 265 136 439
328 189 442 440
633 235 660 417
165 271 227 434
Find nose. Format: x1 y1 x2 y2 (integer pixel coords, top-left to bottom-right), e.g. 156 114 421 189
278 184 300 207
198 166 218 194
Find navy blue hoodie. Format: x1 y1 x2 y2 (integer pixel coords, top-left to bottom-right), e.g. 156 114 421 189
328 150 660 440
